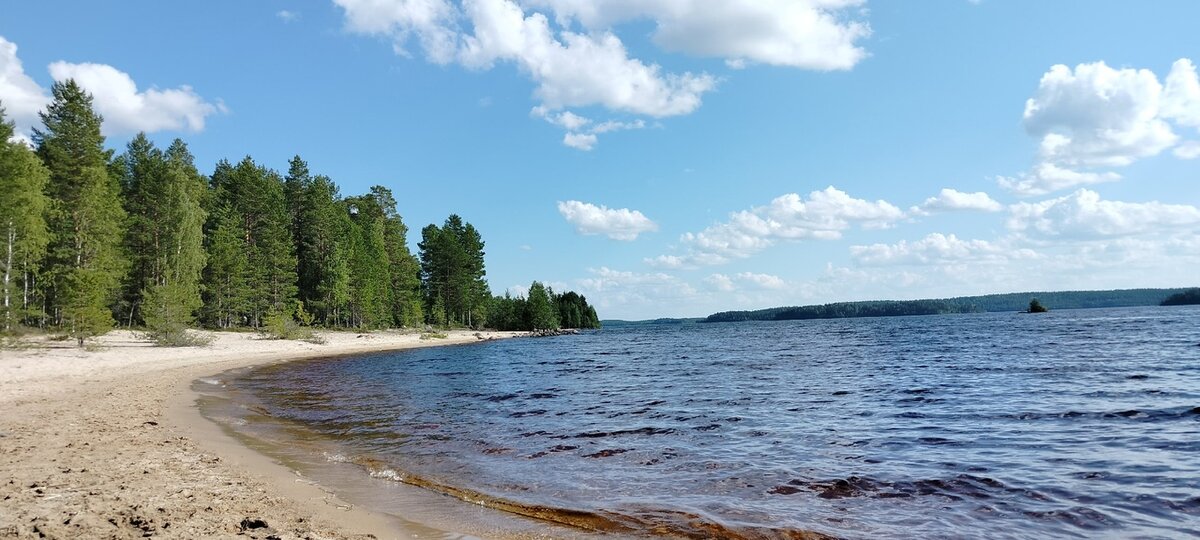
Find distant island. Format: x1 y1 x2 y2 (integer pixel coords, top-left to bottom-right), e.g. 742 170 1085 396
1161 288 1200 306
703 288 1195 323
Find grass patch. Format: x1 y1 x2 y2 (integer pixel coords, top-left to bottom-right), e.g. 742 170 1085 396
419 331 449 340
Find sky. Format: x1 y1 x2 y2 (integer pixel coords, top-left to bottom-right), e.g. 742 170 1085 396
1 1 1198 320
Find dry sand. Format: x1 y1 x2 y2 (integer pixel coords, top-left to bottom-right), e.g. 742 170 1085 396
0 329 522 539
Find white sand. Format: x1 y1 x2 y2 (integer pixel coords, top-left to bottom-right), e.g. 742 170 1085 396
0 328 521 539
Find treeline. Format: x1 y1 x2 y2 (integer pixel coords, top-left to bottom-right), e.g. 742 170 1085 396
488 282 601 331
0 81 596 345
704 288 1195 323
1161 288 1200 306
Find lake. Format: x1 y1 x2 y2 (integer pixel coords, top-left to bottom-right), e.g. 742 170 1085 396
201 306 1200 539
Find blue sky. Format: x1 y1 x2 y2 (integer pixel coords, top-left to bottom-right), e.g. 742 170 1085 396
2 1 1198 319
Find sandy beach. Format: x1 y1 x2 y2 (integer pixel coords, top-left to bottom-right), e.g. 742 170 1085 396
0 329 521 539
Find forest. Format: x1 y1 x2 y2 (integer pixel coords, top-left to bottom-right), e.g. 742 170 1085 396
0 81 598 346
704 288 1195 323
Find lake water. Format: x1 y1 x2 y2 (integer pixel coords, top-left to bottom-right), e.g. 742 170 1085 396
202 306 1200 539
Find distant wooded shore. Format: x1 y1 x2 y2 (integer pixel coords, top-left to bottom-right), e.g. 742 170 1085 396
602 287 1199 326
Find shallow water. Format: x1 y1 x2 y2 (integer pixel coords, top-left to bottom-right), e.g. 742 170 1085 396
216 306 1200 539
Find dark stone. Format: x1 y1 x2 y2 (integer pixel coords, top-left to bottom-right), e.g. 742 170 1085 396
239 518 268 530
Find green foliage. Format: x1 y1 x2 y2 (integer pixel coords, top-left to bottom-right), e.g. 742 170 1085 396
487 285 600 331
419 331 448 340
260 302 323 343
0 105 51 331
205 157 297 327
201 205 251 328
142 281 213 346
526 281 559 331
1161 288 1200 306
419 215 489 328
1028 299 1048 313
115 135 207 328
35 81 126 345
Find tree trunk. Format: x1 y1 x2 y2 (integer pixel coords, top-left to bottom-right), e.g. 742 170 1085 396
4 221 13 331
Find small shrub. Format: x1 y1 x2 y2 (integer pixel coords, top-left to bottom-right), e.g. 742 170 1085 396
260 305 325 344
419 331 448 340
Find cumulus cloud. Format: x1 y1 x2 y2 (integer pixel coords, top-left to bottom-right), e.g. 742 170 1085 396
0 36 223 138
1174 140 1200 159
0 37 50 136
526 0 871 70
997 163 1121 197
333 0 869 147
1007 189 1200 238
703 273 735 292
1000 59 1200 196
651 186 904 267
912 188 1003 214
277 10 301 22
534 107 645 149
576 266 697 311
556 200 658 240
47 62 224 135
851 233 1035 266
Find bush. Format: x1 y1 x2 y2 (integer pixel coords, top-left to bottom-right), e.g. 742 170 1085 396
260 302 325 344
419 331 448 340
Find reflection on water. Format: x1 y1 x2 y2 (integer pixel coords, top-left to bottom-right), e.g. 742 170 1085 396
211 306 1200 538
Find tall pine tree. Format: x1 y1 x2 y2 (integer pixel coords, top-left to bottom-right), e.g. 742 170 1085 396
0 106 50 331
34 81 127 345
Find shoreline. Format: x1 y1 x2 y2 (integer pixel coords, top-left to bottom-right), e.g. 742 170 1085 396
0 328 522 539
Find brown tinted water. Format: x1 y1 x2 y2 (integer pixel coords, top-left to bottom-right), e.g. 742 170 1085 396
200 307 1200 539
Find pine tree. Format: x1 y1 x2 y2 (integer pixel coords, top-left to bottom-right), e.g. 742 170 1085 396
370 186 423 327
34 81 127 345
141 140 207 343
418 214 489 327
201 206 251 328
209 157 297 327
526 281 559 330
0 105 50 331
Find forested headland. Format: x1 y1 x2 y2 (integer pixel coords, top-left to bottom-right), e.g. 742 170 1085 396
1161 288 1200 306
0 82 597 347
704 288 1196 323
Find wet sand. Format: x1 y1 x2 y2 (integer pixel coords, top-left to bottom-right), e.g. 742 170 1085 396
0 329 520 539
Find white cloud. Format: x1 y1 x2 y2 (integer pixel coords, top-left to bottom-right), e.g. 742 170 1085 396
534 107 646 149
525 0 871 70
1001 59 1199 196
656 186 904 266
1023 61 1176 169
1162 58 1200 127
0 36 224 138
1174 140 1200 159
333 0 870 147
996 163 1121 197
704 273 735 292
46 62 224 135
277 10 301 22
575 266 697 313
556 200 658 240
850 233 1035 266
736 271 787 290
562 132 597 150
0 36 49 136
1007 189 1200 238
912 188 1002 214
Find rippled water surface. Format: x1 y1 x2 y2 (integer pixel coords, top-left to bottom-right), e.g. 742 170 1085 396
226 307 1200 538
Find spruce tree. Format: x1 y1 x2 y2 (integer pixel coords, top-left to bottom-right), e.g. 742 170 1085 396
34 81 127 345
0 106 50 331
